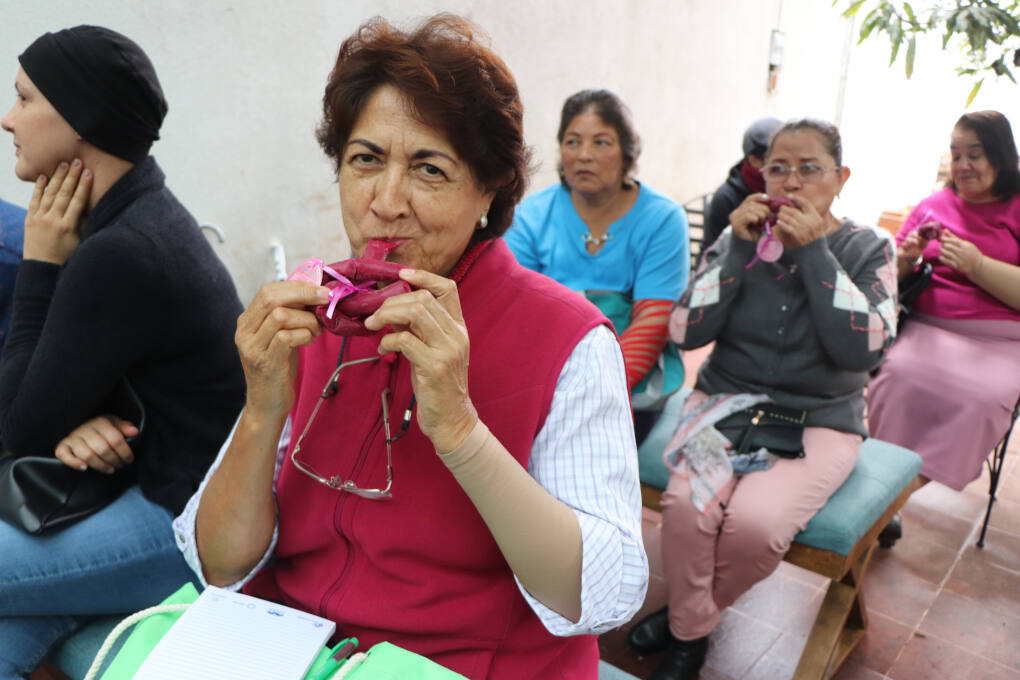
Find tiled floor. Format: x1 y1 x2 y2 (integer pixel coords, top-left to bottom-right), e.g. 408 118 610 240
600 348 1020 679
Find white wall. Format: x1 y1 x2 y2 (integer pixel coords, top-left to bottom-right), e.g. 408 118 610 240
0 1 1015 302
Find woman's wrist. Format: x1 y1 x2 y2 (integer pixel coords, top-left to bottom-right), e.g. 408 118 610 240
968 254 985 280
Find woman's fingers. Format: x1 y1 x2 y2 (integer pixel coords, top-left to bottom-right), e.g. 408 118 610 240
38 161 70 212
730 193 771 240
236 281 329 415
366 286 466 347
27 174 47 214
398 268 464 322
52 160 89 217
55 443 92 472
22 159 93 264
237 282 327 346
53 416 136 473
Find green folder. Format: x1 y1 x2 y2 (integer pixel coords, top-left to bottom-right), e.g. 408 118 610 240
98 584 466 680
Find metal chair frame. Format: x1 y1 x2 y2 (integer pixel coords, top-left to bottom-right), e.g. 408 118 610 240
977 395 1020 548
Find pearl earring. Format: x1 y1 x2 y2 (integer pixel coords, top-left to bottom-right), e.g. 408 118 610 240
479 213 488 229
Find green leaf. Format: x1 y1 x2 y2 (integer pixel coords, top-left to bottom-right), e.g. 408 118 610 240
965 78 984 107
889 21 904 65
858 8 883 43
842 0 868 18
906 35 917 77
971 6 991 29
998 55 1018 83
903 2 917 25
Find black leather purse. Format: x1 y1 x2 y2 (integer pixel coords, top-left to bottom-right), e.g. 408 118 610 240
897 262 933 332
715 404 807 459
0 381 144 535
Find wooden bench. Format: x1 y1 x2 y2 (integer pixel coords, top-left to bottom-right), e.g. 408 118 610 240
637 392 921 680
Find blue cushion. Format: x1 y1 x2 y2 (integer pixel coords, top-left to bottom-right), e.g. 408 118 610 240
636 402 922 556
796 439 920 554
51 615 123 680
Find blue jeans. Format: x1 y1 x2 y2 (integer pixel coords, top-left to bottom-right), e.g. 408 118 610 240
0 486 199 678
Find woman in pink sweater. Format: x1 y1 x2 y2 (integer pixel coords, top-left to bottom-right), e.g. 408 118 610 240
868 111 1020 540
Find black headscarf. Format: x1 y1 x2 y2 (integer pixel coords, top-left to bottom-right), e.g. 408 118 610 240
18 26 168 163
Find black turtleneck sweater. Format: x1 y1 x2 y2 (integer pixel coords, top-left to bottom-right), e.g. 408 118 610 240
0 157 245 514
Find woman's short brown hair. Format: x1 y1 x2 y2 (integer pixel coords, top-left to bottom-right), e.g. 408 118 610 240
317 14 530 238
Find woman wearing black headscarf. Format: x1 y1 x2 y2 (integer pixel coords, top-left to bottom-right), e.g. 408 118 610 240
0 26 244 671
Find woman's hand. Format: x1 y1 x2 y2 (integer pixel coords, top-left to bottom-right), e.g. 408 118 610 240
938 229 984 277
364 268 477 454
234 281 329 419
898 230 929 266
23 159 92 265
729 193 771 242
54 415 137 473
773 194 828 248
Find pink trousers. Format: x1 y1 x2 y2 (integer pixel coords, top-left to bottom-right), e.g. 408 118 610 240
660 394 861 640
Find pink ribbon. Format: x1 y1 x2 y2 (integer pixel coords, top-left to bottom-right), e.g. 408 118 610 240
322 265 375 319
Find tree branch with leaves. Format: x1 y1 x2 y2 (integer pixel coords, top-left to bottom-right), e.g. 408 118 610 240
836 0 1020 105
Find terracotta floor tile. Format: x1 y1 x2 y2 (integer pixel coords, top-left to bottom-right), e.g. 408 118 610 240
728 568 822 629
943 545 1020 617
859 548 941 628
841 611 914 675
906 481 987 523
702 608 782 679
887 633 1020 680
918 590 1020 670
969 526 1020 569
986 495 1020 537
897 502 975 552
870 524 959 585
740 627 809 679
775 560 829 590
697 667 737 680
831 660 888 680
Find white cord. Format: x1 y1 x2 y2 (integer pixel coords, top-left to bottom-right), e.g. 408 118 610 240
331 652 368 679
83 603 192 680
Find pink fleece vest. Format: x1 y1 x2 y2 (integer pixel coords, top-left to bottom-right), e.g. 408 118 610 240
245 239 609 679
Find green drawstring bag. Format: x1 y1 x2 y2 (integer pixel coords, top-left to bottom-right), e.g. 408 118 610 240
97 583 199 679
93 584 466 680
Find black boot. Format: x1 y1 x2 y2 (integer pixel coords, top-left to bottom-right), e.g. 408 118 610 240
648 635 709 680
878 513 902 548
627 606 670 654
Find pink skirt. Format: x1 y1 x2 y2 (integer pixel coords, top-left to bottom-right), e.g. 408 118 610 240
867 314 1020 490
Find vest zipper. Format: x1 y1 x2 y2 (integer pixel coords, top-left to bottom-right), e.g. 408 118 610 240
317 358 401 619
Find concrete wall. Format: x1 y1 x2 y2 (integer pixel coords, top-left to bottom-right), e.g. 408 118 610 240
0 1 1015 302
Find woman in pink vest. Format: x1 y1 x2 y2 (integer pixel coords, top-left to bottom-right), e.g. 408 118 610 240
867 110 1020 545
173 14 647 680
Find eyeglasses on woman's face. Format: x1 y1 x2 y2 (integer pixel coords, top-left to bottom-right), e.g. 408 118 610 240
762 163 841 183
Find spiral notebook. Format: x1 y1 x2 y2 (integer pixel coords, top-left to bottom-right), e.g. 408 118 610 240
132 586 336 680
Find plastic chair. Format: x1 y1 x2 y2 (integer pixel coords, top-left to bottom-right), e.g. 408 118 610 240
977 395 1020 548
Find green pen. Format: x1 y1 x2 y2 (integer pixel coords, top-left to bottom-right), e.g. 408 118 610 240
308 637 359 680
